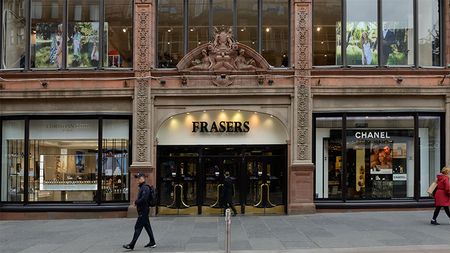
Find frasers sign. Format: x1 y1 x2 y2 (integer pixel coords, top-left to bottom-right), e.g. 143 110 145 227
355 131 391 139
192 121 250 133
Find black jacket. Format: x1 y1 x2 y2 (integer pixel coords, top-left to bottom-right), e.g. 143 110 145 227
135 183 150 214
223 177 234 202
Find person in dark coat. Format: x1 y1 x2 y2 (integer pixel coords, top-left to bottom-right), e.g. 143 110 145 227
223 171 237 216
123 172 156 250
431 167 450 225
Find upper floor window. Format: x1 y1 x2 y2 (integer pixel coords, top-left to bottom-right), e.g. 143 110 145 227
313 0 442 67
1 0 133 70
157 0 289 68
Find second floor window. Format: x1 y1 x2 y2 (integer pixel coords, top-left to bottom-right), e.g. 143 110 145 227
313 0 442 67
2 0 133 70
157 0 290 68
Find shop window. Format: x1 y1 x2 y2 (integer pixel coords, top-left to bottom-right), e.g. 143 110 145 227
2 0 26 69
381 0 414 66
188 0 209 51
315 117 343 199
314 0 441 67
102 119 129 202
419 116 441 197
346 116 414 199
346 0 378 66
30 0 64 68
418 0 441 66
103 0 133 68
28 120 98 202
67 0 100 68
212 0 233 27
313 0 342 66
157 0 184 68
262 0 289 67
237 0 258 51
1 120 25 202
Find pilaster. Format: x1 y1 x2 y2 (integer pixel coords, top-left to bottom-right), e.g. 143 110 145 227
289 0 315 214
129 0 155 216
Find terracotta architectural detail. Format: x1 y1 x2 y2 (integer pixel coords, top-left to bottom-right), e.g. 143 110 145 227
294 4 312 161
134 3 152 163
177 27 270 72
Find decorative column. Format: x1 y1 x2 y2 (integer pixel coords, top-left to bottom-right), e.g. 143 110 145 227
289 0 315 214
129 0 155 217
446 96 450 166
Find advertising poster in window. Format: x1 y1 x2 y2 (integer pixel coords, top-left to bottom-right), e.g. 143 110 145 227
370 143 393 174
345 21 378 65
32 23 63 68
67 22 99 67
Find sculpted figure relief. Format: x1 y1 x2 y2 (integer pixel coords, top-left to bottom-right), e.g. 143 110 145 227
188 26 259 71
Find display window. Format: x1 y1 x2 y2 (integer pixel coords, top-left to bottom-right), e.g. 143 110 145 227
0 117 130 203
314 113 443 201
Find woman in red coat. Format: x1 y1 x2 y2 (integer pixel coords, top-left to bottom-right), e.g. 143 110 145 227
431 167 450 225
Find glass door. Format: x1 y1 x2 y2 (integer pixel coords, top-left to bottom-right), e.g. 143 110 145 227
157 148 199 215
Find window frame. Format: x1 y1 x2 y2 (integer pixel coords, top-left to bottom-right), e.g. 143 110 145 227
312 0 444 68
156 0 291 69
0 0 134 71
312 112 445 202
0 115 133 205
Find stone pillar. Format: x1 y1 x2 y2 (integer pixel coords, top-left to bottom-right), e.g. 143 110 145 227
289 0 315 214
129 0 155 217
446 0 450 67
446 96 450 166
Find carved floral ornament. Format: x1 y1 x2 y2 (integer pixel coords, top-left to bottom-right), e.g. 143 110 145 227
176 26 270 73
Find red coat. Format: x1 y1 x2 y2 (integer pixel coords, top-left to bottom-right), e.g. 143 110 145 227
434 174 450 207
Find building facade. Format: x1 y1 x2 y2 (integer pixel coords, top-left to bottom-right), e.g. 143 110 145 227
0 0 449 219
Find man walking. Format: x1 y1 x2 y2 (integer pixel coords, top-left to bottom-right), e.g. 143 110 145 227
223 171 237 216
123 172 156 250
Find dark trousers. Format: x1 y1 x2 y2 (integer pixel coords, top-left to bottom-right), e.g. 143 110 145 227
223 200 237 215
130 212 155 247
432 206 450 220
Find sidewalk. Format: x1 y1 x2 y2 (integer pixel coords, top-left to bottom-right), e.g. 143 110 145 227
1 211 450 253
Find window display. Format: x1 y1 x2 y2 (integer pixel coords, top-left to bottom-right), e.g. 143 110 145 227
315 114 442 201
28 120 98 202
418 0 441 66
1 120 25 202
31 0 64 68
67 0 100 68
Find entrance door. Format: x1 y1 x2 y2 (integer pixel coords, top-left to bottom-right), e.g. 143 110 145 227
158 148 199 215
157 145 286 215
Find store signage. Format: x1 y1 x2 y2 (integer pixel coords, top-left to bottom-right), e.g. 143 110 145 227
192 121 250 133
355 131 390 139
393 174 407 181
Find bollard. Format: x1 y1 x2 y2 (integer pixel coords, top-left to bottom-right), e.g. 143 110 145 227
225 208 231 253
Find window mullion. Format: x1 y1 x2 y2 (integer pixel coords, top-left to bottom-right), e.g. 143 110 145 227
62 0 68 69
258 0 262 53
342 0 347 66
99 0 105 69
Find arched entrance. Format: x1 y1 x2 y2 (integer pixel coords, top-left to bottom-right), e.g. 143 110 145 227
155 110 289 215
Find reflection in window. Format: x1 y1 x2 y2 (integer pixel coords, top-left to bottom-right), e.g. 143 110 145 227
68 0 100 68
237 0 258 50
213 0 233 27
382 0 414 66
419 116 441 197
1 121 25 202
3 0 26 69
157 0 183 68
313 0 342 65
262 0 289 67
28 120 98 202
418 0 441 66
102 120 129 202
188 0 209 51
346 0 378 65
103 0 133 68
31 0 64 68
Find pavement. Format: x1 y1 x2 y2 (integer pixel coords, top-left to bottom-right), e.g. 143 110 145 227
1 210 450 253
